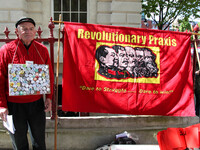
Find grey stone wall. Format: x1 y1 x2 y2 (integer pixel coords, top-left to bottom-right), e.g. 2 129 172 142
0 116 199 150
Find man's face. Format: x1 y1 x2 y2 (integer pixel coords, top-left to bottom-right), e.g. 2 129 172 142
144 50 157 72
16 22 36 45
118 49 128 70
136 49 144 61
136 49 144 66
144 50 153 64
103 47 117 68
125 47 137 68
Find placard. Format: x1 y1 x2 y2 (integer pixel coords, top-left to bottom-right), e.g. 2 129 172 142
8 64 51 96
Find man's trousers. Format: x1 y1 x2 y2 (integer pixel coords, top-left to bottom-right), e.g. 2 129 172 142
7 98 46 150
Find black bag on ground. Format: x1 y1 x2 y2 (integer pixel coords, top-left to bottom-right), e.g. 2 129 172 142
111 137 136 144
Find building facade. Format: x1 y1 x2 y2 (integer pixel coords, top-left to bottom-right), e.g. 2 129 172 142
0 0 142 86
0 0 141 39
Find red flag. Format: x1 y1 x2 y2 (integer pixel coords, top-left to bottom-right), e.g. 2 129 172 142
62 22 195 116
184 126 199 148
166 128 187 149
157 128 187 150
157 124 200 149
187 123 200 146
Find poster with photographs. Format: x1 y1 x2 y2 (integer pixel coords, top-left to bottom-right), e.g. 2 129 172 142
8 64 51 96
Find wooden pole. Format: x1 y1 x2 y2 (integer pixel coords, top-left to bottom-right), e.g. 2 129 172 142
53 20 64 24
54 14 62 150
192 32 200 36
191 25 200 69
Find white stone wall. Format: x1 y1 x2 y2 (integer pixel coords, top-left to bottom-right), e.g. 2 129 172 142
0 0 52 38
96 0 141 27
0 0 26 39
0 0 52 51
0 0 141 43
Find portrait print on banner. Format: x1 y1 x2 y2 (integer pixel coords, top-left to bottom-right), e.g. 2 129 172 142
94 43 160 84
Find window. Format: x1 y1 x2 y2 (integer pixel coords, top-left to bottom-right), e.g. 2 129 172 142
53 0 88 117
54 0 87 23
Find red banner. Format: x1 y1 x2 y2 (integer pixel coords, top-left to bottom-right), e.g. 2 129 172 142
62 22 195 116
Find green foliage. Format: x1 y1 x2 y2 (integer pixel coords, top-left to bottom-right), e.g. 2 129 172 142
178 19 200 40
142 0 200 30
178 18 192 32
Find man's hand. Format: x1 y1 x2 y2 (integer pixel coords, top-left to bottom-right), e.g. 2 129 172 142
44 98 52 112
196 70 200 76
0 108 8 122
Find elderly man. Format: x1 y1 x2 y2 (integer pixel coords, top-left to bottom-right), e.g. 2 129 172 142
0 17 54 150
